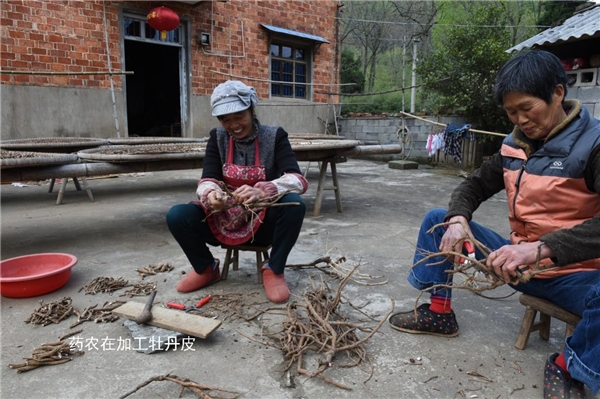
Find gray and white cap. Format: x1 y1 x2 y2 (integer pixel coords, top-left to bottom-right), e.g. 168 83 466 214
210 80 258 117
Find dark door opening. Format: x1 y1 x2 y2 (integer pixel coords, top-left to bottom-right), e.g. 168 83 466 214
124 40 181 137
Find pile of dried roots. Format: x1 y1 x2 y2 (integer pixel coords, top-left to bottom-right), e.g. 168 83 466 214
25 297 74 326
242 262 393 390
8 330 84 373
70 300 126 328
136 262 173 279
79 277 130 295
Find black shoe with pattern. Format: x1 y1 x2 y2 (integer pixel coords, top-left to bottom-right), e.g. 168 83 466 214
388 303 459 337
544 353 586 399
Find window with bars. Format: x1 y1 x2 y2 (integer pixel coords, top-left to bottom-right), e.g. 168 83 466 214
123 16 181 44
270 43 310 99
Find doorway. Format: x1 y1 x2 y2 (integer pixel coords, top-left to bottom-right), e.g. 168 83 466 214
124 40 181 137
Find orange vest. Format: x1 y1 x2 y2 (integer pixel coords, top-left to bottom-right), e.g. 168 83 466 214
501 105 600 278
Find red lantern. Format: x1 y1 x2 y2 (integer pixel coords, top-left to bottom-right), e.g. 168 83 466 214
147 6 180 40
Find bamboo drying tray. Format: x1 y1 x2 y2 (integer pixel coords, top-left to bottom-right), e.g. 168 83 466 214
288 134 345 140
1 150 79 169
77 143 207 162
0 137 108 151
107 137 208 145
290 139 360 151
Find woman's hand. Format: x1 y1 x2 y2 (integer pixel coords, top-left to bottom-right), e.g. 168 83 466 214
486 241 554 283
207 190 228 211
440 215 473 264
232 185 265 205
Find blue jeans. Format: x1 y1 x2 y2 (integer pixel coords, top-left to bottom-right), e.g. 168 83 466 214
166 193 306 275
408 208 600 393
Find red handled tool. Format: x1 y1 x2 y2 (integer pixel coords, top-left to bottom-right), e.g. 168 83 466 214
461 241 476 265
195 295 211 308
166 301 187 310
166 295 211 311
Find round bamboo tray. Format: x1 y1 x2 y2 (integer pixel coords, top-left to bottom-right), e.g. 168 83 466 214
288 134 345 140
77 143 207 162
0 137 108 151
290 140 360 151
1 150 79 169
107 137 208 145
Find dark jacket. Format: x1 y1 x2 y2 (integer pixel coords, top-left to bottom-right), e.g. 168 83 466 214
446 100 600 269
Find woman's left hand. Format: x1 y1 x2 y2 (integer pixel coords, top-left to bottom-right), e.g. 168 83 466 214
486 241 554 282
232 185 265 205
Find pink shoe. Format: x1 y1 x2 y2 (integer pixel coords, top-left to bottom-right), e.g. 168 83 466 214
262 264 289 303
176 260 220 293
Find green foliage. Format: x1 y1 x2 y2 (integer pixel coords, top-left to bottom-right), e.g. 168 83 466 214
417 2 515 133
340 48 365 94
537 1 587 29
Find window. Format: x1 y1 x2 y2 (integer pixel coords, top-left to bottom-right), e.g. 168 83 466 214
123 16 181 44
270 42 309 99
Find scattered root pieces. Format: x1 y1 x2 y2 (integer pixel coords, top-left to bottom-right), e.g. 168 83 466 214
241 264 394 390
25 297 74 326
136 262 174 279
119 373 240 399
287 255 388 286
208 292 265 321
120 281 157 297
79 277 130 295
8 330 85 373
70 301 126 328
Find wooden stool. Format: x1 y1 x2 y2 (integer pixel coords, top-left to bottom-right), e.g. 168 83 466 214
49 177 94 205
514 293 581 350
221 244 271 284
313 157 346 217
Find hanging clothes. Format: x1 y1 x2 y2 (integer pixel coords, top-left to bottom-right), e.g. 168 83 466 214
426 133 445 157
443 123 471 163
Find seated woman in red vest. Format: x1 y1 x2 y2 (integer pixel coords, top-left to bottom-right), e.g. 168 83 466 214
166 80 308 303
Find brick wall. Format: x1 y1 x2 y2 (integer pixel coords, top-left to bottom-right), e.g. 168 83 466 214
1 0 339 103
1 1 122 89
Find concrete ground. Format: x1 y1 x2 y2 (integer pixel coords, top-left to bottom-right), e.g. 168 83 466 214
0 159 588 399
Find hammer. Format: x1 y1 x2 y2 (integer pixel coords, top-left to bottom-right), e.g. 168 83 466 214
134 290 157 325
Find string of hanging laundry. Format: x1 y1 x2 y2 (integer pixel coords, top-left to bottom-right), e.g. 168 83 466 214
397 111 507 165
426 123 473 163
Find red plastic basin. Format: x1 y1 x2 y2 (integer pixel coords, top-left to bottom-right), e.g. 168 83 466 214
0 253 77 298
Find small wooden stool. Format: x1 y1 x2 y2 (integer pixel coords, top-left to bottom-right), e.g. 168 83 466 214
514 293 581 350
312 157 346 217
221 244 271 284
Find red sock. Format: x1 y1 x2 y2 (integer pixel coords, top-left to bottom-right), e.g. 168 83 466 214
555 352 570 377
430 295 452 314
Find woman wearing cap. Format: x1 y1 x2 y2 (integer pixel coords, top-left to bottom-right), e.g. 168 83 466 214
166 80 308 303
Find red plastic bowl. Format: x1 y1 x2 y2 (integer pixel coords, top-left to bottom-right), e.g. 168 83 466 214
0 253 77 298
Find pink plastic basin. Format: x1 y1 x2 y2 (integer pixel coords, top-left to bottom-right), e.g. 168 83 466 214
0 253 77 298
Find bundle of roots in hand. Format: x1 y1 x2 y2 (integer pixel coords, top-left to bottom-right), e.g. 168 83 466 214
210 183 298 213
416 221 559 294
244 264 394 390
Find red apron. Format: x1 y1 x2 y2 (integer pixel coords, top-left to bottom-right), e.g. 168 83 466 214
208 136 268 245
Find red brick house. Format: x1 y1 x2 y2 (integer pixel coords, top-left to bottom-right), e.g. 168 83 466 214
0 0 340 140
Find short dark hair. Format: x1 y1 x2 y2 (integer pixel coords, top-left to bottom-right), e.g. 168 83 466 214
493 50 568 105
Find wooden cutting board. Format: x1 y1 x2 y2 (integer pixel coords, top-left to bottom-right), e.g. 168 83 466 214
113 301 221 339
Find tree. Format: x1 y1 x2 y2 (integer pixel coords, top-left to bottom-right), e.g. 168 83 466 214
416 1 518 133
537 1 587 29
340 48 365 94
